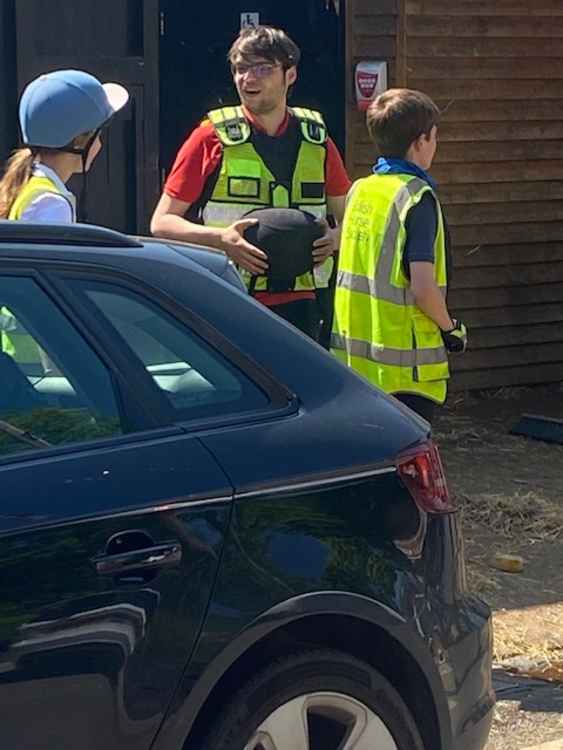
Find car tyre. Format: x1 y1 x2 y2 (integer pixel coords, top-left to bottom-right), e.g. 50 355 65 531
200 649 426 750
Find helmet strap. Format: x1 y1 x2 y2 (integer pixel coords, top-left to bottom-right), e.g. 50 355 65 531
83 128 101 221
78 151 89 222
24 128 101 222
24 109 115 222
71 127 101 222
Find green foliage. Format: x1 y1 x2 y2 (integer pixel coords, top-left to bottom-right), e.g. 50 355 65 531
0 407 121 455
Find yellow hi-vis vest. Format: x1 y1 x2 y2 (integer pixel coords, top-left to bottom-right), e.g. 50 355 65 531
3 174 70 364
0 308 41 368
8 174 73 220
204 105 333 291
331 173 449 404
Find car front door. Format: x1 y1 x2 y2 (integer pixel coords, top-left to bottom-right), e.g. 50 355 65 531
0 267 234 750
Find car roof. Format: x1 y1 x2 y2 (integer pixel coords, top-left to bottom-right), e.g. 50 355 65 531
0 220 245 290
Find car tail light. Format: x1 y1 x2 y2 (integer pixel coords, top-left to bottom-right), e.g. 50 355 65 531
396 440 454 514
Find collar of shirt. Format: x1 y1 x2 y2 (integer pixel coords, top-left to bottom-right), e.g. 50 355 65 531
373 157 437 191
32 162 77 213
241 106 291 136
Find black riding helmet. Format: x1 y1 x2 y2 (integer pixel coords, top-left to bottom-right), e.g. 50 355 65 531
243 208 324 293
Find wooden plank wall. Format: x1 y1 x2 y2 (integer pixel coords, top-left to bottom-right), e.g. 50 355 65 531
347 0 563 390
346 0 401 175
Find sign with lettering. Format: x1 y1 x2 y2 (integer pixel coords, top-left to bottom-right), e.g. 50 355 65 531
355 61 388 111
241 12 260 29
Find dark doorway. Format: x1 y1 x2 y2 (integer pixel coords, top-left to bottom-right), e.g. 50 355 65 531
158 0 346 177
0 0 17 167
11 0 160 233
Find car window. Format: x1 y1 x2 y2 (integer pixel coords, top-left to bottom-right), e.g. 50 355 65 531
77 282 269 421
0 276 122 457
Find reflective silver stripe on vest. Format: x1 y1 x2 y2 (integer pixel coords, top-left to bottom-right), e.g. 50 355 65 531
331 333 447 367
337 270 416 305
297 204 326 219
338 178 437 306
203 201 327 227
0 310 17 332
337 271 447 305
203 202 258 226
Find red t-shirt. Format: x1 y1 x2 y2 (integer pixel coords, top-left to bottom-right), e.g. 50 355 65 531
164 109 351 306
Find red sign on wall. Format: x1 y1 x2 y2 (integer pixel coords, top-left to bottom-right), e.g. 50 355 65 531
357 72 379 99
355 62 388 111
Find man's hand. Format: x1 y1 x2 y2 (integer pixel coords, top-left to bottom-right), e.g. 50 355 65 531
442 319 468 353
220 219 269 275
312 219 337 265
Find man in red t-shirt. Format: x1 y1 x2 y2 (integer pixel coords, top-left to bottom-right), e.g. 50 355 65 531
151 25 351 344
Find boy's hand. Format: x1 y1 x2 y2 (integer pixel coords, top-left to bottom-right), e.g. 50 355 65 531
442 319 468 353
313 220 336 265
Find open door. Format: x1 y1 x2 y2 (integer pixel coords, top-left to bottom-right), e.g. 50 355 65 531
14 0 160 233
159 0 346 176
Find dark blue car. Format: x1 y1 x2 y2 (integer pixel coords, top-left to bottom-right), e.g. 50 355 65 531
0 222 493 750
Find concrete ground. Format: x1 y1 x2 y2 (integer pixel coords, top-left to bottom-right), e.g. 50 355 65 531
486 670 563 750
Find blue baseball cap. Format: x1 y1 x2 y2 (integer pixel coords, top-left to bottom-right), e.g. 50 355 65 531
19 69 129 148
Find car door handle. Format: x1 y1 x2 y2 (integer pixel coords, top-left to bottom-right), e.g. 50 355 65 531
92 542 182 576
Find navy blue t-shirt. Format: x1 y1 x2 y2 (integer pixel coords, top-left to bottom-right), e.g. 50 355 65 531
403 191 437 277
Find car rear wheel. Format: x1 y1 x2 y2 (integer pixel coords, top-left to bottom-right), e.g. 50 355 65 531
200 649 426 750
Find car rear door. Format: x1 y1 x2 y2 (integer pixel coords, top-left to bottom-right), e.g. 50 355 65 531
0 264 234 750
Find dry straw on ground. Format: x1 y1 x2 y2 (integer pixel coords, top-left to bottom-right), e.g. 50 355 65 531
458 487 563 675
459 490 563 542
493 605 563 683
436 388 563 682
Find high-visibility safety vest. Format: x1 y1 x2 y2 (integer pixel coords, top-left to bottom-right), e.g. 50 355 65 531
0 308 41 368
8 174 73 220
204 105 333 291
331 173 449 404
4 174 71 365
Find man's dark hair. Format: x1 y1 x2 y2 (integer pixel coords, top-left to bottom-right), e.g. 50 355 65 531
228 25 301 70
366 88 440 158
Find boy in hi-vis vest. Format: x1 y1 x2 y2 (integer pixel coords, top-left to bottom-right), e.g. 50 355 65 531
332 89 467 424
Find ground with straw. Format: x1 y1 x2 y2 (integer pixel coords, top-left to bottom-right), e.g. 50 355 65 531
435 384 563 747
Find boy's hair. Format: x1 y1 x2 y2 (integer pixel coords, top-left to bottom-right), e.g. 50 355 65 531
228 25 301 70
366 88 440 158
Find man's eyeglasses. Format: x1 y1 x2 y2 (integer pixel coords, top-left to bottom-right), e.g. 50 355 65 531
232 62 280 79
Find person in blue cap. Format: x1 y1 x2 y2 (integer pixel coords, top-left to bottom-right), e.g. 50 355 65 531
0 69 129 223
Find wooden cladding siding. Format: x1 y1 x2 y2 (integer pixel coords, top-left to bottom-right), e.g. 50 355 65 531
347 0 563 390
346 0 400 175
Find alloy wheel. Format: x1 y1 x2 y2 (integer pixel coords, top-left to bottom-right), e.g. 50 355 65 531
244 690 399 750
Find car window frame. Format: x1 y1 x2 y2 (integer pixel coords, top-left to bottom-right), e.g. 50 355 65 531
46 263 298 432
0 261 185 467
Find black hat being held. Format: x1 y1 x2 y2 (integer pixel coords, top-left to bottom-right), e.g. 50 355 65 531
243 207 324 283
